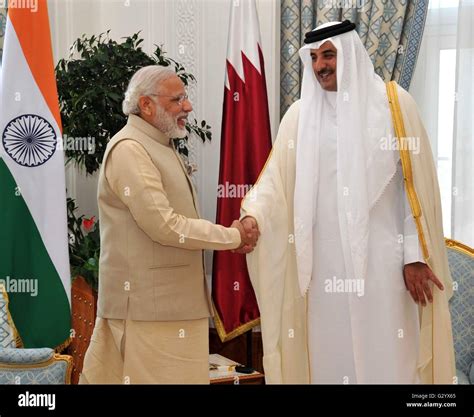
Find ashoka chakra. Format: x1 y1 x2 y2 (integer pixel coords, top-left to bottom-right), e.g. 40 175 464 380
2 114 57 167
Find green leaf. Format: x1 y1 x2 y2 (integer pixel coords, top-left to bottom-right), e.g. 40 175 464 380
107 92 122 101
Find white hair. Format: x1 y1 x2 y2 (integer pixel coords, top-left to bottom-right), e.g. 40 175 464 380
122 65 177 115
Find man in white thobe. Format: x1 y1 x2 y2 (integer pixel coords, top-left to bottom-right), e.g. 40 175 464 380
238 21 455 384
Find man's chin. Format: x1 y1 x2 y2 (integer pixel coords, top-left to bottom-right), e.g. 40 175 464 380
170 127 187 139
319 82 337 92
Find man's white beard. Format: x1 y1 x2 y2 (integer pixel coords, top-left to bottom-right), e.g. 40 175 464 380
153 104 187 139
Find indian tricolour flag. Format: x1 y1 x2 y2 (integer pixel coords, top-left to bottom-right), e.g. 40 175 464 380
0 0 71 349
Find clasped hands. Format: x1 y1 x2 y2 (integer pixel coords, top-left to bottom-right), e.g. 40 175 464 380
231 216 259 254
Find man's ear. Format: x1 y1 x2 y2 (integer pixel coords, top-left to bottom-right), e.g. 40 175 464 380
138 96 153 116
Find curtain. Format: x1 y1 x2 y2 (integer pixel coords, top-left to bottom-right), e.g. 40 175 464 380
280 0 429 116
452 0 473 246
410 0 473 246
0 7 6 64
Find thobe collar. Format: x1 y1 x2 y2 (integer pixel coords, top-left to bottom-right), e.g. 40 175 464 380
325 91 337 109
127 114 172 147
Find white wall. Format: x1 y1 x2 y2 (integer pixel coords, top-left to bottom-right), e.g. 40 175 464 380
49 0 280 275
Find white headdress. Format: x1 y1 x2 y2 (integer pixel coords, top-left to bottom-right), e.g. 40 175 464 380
294 21 399 296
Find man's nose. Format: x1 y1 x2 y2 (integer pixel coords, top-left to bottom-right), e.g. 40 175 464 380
182 99 193 113
315 61 327 74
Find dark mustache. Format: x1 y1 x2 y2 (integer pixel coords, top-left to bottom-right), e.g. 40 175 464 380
317 69 333 77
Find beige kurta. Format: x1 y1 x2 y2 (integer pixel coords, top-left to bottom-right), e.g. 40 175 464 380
241 83 455 384
81 114 242 384
79 316 209 384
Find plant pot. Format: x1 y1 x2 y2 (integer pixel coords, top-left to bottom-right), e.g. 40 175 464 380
69 276 98 384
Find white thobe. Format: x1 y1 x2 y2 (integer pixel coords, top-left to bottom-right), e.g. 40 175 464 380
242 86 456 384
307 92 422 384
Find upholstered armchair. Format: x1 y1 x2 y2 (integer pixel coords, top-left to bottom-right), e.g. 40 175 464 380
0 285 72 384
446 239 474 385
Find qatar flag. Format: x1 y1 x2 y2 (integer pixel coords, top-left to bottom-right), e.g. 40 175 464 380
212 0 272 342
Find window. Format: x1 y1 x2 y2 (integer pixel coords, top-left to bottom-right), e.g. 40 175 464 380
437 49 456 233
429 0 459 8
410 1 459 237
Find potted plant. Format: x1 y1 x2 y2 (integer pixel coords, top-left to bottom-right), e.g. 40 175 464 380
56 31 212 176
66 197 100 383
67 197 100 292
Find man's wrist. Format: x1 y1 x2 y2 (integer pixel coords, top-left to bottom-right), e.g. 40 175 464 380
230 225 243 248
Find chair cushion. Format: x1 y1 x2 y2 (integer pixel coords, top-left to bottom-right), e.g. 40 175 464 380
447 244 474 377
456 368 470 385
0 287 16 349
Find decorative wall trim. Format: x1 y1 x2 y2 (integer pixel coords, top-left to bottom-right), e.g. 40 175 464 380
175 0 201 190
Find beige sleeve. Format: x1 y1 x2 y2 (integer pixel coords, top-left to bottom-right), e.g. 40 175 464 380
105 140 241 250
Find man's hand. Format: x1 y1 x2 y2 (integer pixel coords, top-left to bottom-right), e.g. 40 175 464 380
241 216 259 235
231 217 260 254
403 262 444 306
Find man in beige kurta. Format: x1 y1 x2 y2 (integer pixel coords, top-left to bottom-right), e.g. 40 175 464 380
80 66 258 384
240 22 455 384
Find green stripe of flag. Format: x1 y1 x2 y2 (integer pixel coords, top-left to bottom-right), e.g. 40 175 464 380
0 158 70 348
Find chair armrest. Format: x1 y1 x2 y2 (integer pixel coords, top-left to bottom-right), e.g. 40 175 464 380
0 349 73 384
0 348 54 365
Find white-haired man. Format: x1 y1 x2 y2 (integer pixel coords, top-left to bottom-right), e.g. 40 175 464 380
239 21 455 384
80 65 258 384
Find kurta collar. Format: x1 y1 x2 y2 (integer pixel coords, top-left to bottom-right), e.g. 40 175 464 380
127 114 171 146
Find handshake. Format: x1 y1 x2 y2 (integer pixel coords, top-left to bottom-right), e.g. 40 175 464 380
231 216 260 254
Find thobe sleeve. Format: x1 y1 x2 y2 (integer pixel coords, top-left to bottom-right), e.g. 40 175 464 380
105 139 241 250
241 103 306 384
240 130 286 233
403 183 426 265
240 160 280 232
